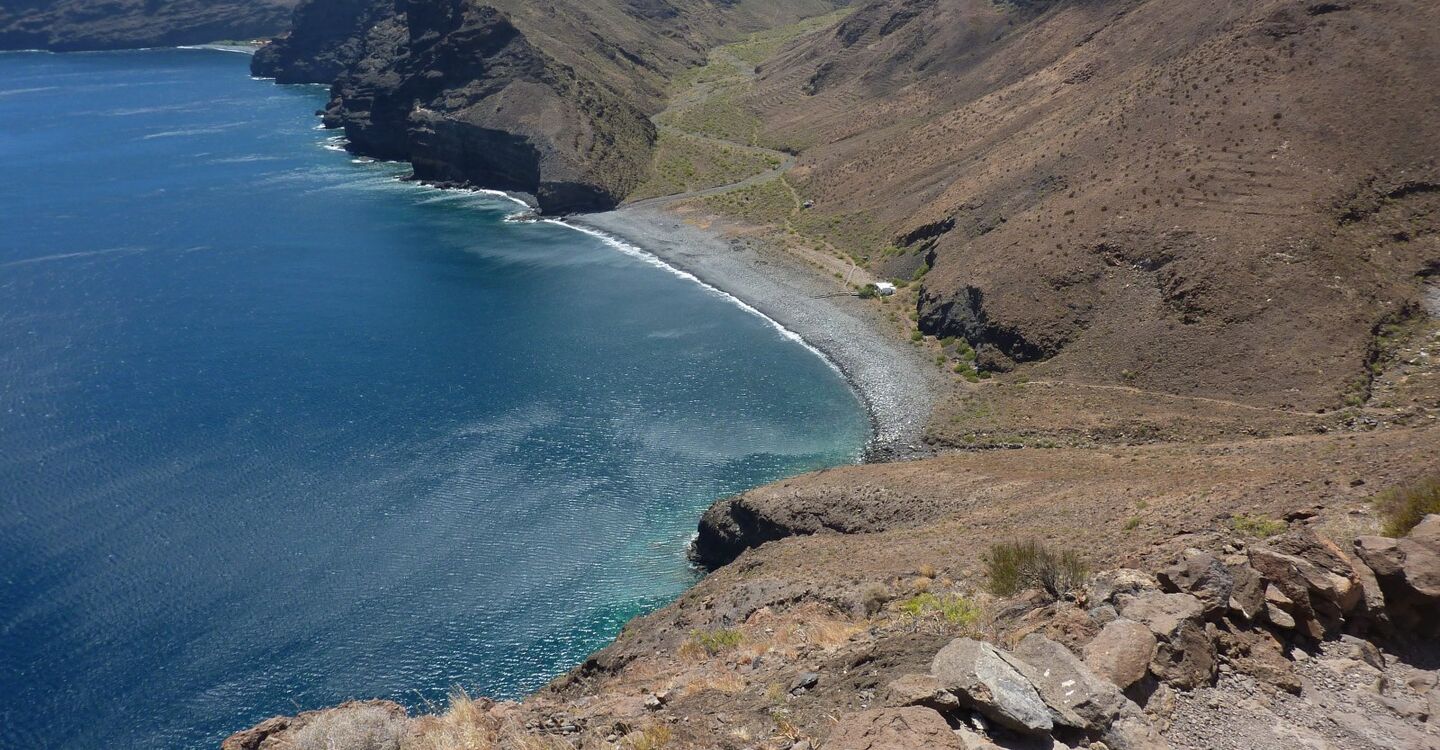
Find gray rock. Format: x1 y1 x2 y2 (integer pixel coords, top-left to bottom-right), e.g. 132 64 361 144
1090 569 1161 605
1102 712 1172 750
1014 633 1128 731
789 671 820 694
1157 549 1234 617
1083 619 1157 690
931 638 1053 735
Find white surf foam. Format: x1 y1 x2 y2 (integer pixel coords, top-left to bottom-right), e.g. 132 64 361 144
546 219 844 377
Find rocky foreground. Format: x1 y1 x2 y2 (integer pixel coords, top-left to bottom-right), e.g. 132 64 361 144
226 509 1440 749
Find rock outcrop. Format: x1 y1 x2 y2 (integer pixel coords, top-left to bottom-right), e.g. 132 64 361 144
261 0 655 213
0 0 293 51
1356 515 1440 633
250 0 848 213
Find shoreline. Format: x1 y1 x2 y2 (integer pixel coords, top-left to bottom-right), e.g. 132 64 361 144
569 204 941 460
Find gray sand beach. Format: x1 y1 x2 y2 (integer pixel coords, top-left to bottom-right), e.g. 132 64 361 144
570 205 942 458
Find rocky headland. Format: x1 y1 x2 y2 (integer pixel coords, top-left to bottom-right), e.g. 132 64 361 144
0 0 295 51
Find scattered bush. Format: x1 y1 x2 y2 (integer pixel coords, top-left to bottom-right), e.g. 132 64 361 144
687 628 743 656
860 583 892 616
292 705 408 750
1374 476 1440 537
1231 513 1285 538
1123 516 1142 531
984 540 1089 599
897 592 981 626
625 724 674 750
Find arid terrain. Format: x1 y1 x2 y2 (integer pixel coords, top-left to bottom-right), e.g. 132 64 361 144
48 0 1427 746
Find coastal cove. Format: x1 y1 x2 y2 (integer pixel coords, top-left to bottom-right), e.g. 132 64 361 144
0 48 873 749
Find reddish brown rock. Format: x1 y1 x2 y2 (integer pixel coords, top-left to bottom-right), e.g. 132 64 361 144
825 707 966 750
1083 619 1158 690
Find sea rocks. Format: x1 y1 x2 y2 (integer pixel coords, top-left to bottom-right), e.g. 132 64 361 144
1083 619 1158 690
825 707 966 750
931 638 1056 734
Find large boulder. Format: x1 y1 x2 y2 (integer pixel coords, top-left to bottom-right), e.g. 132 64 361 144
1157 549 1234 617
1083 619 1158 690
1356 514 1440 632
1013 634 1128 731
825 707 966 750
931 638 1056 734
1118 592 1216 689
1249 527 1367 637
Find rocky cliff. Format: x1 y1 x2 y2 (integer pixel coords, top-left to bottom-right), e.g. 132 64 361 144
252 0 848 213
0 0 294 51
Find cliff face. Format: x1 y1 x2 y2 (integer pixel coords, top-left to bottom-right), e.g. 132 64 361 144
743 0 1440 411
253 0 848 213
0 0 294 51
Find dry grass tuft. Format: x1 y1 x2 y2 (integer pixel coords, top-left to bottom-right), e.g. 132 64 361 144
404 690 562 750
1374 476 1440 537
293 705 408 750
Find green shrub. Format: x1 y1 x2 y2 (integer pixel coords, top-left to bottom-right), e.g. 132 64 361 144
1374 477 1440 537
984 540 1089 599
1231 513 1285 538
898 592 981 626
688 628 743 655
1123 516 1142 531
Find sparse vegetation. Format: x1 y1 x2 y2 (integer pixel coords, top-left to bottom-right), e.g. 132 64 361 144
1231 513 1285 538
897 592 981 626
686 627 744 656
1374 476 1440 537
625 724 674 750
984 540 1089 599
630 131 781 201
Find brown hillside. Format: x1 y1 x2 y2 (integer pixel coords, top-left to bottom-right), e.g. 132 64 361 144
747 0 1440 410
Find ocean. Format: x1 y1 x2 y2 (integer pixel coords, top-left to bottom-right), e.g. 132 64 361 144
0 48 868 748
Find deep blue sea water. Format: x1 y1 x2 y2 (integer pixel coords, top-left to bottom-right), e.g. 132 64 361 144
0 49 868 749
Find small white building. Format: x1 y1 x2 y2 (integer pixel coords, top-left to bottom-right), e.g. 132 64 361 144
873 281 897 296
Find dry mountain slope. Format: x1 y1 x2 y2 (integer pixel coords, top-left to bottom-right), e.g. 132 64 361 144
252 0 850 212
743 0 1440 412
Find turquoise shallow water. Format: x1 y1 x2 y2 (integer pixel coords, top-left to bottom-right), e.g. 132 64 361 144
0 49 869 749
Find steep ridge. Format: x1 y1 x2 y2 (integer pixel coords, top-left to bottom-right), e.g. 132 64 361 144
744 0 1440 411
0 0 294 51
252 0 850 212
